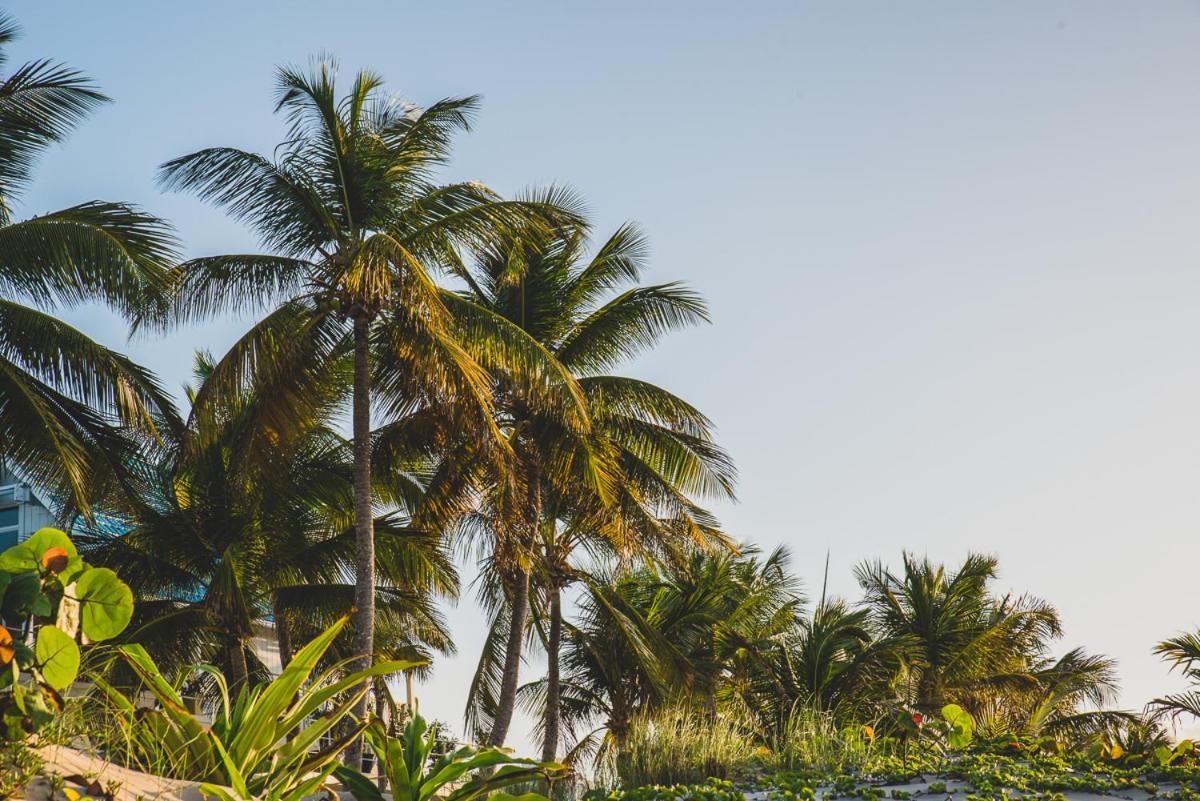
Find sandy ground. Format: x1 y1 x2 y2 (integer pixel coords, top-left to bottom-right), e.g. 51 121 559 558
23 745 213 801
20 746 353 801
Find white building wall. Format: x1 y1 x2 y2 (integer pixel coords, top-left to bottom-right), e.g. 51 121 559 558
0 467 59 548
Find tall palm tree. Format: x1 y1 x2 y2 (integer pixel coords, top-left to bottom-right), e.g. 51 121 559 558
449 212 736 752
79 353 457 693
0 13 177 511
154 60 577 760
855 553 1062 713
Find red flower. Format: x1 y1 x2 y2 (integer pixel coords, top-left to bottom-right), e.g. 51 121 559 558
911 713 924 726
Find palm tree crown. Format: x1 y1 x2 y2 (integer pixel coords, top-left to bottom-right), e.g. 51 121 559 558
0 13 177 512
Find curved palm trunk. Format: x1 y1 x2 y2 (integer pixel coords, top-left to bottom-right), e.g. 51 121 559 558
347 315 376 770
488 564 530 747
228 637 249 691
542 584 562 762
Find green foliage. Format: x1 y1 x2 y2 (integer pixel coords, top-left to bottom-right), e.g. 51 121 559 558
334 712 562 801
763 774 816 801
0 527 133 742
73 567 133 641
0 13 177 513
615 707 758 788
1157 740 1197 768
586 778 744 801
766 705 879 776
91 616 417 801
81 351 459 691
940 705 975 750
774 744 1200 801
0 740 43 798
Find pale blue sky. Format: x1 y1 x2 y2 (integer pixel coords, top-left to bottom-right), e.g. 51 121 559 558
9 0 1200 748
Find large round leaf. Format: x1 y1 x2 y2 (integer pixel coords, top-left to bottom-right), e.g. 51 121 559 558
942 703 975 749
2 571 47 623
0 528 75 572
75 568 133 641
35 625 80 690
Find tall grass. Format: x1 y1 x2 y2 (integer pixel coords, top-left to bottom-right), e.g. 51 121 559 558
766 704 879 775
45 692 189 779
615 705 758 787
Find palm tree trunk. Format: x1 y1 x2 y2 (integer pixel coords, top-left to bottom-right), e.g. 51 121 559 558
228 637 248 691
488 564 530 747
347 314 376 771
274 599 293 671
375 679 390 789
542 584 562 762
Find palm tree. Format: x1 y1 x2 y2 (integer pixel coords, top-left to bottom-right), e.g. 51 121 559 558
522 548 797 768
997 648 1129 747
0 13 177 512
733 597 896 737
154 60 577 761
79 354 458 694
1150 630 1200 721
647 546 801 717
855 553 1062 713
449 212 736 752
525 569 685 767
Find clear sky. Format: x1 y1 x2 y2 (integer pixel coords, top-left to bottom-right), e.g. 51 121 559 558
8 0 1200 750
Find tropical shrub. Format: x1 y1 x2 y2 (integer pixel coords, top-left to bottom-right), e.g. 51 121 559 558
91 616 414 801
334 712 562 801
0 527 133 741
614 706 758 788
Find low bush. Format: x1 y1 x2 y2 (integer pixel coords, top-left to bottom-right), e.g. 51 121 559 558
335 712 562 801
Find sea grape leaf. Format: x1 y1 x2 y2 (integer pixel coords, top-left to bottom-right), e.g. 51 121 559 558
2 571 45 624
76 568 133 641
942 703 975 749
35 625 80 690
0 529 76 572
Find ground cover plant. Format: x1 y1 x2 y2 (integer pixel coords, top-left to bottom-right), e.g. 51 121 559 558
596 706 1200 801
